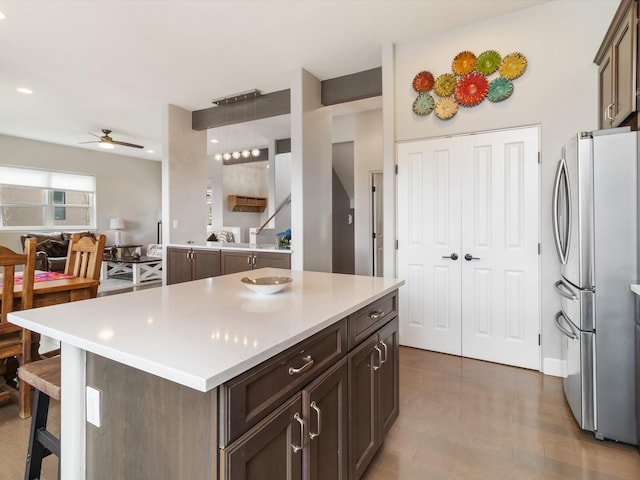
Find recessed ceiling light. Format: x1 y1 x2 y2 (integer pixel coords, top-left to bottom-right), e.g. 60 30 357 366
0 12 6 20
210 139 219 143
146 150 155 154
17 87 33 95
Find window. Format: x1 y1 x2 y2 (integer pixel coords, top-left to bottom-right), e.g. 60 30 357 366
0 165 96 230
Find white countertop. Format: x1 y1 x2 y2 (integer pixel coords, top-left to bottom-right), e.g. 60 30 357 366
168 242 291 254
630 284 640 296
9 269 402 392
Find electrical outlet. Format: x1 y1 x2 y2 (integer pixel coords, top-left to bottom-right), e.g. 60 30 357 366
86 386 101 427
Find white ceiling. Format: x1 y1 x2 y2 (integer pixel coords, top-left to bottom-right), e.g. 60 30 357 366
0 0 550 161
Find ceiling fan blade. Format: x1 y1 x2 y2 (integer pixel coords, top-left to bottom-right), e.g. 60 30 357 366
88 132 102 139
112 140 144 149
79 140 99 144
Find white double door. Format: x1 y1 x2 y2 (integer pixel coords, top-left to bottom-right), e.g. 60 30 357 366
397 126 540 369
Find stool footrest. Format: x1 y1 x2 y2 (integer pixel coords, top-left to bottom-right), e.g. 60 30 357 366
36 428 60 458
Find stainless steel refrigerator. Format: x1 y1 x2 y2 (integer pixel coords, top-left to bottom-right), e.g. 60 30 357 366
553 128 638 445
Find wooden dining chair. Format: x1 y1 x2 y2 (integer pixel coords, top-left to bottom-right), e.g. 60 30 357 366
0 238 36 418
64 233 106 298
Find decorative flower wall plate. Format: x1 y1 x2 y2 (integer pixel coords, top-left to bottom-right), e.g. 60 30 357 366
412 92 435 115
434 97 458 120
412 71 435 92
499 52 527 80
434 73 457 97
487 77 514 102
476 50 501 75
454 73 489 107
452 51 477 76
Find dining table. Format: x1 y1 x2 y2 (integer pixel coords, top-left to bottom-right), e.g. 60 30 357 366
0 270 99 379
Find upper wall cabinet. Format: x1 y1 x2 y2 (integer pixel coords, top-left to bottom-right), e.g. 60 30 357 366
595 0 638 129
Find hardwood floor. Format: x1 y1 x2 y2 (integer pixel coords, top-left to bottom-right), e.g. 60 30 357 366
363 347 640 480
0 347 638 479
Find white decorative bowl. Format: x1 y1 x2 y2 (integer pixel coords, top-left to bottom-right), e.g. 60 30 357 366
241 276 293 295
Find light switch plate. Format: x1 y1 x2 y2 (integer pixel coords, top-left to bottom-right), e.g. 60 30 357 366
86 386 101 427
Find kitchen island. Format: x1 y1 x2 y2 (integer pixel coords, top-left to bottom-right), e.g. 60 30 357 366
9 268 403 480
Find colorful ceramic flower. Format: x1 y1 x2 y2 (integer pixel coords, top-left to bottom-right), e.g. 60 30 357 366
434 73 457 97
412 71 435 92
476 50 501 75
452 51 477 76
499 52 527 80
487 77 514 102
434 97 458 120
412 92 435 115
454 73 489 107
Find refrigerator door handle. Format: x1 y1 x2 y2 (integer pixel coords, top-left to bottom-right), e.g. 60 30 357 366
554 280 578 301
552 157 571 265
554 311 578 340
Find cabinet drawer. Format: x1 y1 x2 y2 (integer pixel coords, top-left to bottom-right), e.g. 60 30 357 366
348 292 397 349
220 319 347 445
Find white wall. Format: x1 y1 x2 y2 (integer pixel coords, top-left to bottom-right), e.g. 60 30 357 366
0 134 161 251
291 68 333 271
391 0 618 372
333 110 384 275
163 104 207 245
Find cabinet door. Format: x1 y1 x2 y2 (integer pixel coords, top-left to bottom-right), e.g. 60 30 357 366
612 1 637 126
222 393 303 480
166 247 192 285
221 250 253 275
254 252 291 270
193 249 220 280
377 317 399 441
599 49 614 129
303 358 348 480
348 335 378 480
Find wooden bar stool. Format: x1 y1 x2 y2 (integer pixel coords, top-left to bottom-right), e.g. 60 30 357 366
18 355 61 480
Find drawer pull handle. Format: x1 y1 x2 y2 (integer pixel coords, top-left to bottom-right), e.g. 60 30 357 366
372 345 382 371
309 401 321 440
369 309 385 320
379 340 388 365
292 412 304 453
289 355 314 375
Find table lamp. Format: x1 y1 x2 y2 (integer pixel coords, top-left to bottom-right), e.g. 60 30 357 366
109 217 125 246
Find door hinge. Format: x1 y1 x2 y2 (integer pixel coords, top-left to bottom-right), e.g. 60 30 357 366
372 232 377 239
395 164 398 174
538 243 541 255
538 152 541 164
396 240 399 249
372 185 376 193
538 334 541 346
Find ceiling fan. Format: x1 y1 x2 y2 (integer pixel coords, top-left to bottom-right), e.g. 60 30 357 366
80 129 144 150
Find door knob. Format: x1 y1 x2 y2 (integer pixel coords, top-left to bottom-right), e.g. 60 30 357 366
464 254 480 261
442 253 459 260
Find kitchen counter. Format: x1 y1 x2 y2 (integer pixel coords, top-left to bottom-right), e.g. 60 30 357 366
168 241 290 254
8 269 403 479
9 268 398 391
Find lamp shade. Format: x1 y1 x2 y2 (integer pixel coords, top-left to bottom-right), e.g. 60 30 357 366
109 218 125 230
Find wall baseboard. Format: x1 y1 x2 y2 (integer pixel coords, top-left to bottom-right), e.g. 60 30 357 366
543 357 564 377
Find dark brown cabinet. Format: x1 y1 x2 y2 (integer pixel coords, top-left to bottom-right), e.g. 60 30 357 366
166 246 221 285
348 317 399 480
595 0 638 129
303 359 349 480
222 393 303 480
220 292 398 480
221 360 348 480
221 250 291 275
220 321 349 480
